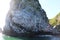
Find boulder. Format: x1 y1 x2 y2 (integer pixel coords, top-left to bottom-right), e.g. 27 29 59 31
3 0 59 37
54 25 60 32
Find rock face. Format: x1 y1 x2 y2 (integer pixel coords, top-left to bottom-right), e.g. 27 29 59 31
54 25 60 32
3 0 59 37
0 28 2 33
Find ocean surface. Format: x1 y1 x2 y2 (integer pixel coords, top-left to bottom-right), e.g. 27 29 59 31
0 33 60 40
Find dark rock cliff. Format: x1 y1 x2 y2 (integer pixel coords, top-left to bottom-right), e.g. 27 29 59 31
3 0 59 37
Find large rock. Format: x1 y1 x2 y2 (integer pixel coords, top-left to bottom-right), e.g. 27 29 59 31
3 0 59 37
54 25 60 32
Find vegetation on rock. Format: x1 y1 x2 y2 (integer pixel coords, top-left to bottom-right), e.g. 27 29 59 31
49 12 60 26
49 12 60 31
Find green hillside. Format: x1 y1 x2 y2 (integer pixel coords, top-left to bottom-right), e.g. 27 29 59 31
49 12 60 26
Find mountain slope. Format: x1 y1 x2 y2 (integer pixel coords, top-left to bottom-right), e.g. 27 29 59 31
49 12 60 26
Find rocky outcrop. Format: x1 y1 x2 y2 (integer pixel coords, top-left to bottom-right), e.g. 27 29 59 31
49 13 60 32
0 28 2 33
54 25 60 32
3 0 59 37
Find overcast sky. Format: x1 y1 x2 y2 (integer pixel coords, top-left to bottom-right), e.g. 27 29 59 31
39 0 60 19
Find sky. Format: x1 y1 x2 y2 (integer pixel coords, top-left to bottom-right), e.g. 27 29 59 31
39 0 60 19
0 0 60 29
0 0 11 29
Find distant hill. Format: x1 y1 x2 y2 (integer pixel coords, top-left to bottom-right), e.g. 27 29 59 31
49 12 60 26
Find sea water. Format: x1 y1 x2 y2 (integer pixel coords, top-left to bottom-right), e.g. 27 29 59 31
0 33 60 40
